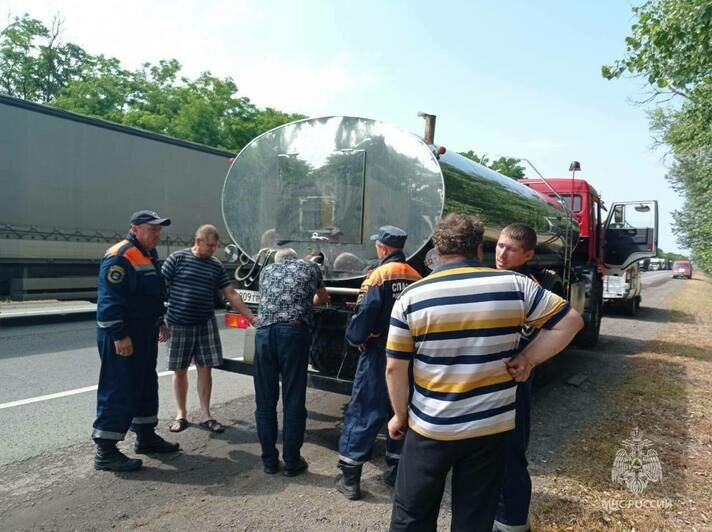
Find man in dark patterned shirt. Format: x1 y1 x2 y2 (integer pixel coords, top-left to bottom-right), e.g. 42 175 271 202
254 248 329 476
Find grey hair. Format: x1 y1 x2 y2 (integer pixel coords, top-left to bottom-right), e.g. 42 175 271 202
274 248 298 263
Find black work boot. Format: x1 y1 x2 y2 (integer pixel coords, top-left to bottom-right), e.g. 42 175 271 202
382 465 398 488
335 463 362 500
134 431 180 454
94 442 142 472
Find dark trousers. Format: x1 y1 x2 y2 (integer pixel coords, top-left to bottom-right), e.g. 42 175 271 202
93 325 159 442
338 344 403 467
253 322 310 467
495 377 533 528
390 430 507 532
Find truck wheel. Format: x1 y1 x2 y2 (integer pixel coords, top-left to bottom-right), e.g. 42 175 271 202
310 330 357 379
536 270 565 297
574 270 602 348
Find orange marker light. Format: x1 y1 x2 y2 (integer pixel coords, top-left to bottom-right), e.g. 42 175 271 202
225 312 250 328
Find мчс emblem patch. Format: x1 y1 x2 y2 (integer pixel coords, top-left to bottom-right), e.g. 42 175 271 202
107 265 126 284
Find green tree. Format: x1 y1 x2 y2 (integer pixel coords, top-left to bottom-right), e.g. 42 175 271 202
458 150 526 179
601 0 711 100
0 14 88 102
603 0 712 272
54 59 304 151
490 156 525 179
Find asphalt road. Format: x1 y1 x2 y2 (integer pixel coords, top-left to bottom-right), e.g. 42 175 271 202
0 312 255 466
0 270 675 467
640 268 676 288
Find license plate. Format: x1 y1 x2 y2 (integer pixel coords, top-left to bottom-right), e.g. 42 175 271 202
237 289 260 305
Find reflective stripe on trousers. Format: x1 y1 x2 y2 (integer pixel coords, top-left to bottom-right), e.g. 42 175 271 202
92 326 159 441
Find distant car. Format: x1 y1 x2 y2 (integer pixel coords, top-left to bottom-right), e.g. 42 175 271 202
603 262 642 316
672 260 692 279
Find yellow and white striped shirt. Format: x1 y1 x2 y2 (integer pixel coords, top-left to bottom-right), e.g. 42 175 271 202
386 260 568 441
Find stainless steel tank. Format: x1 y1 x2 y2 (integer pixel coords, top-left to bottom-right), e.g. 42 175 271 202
222 116 578 282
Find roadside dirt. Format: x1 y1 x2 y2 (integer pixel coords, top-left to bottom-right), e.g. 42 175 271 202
530 273 712 531
0 275 704 531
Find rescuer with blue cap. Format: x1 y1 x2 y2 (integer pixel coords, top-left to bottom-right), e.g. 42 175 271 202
335 225 421 500
92 209 179 472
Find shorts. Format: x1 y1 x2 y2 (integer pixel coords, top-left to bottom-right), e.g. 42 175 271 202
167 316 223 370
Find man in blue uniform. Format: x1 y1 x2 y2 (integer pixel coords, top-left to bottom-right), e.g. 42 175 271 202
93 210 179 472
335 226 421 500
494 223 540 532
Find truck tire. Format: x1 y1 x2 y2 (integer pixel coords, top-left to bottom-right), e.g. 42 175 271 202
623 296 637 317
310 330 358 379
535 270 566 297
574 269 602 348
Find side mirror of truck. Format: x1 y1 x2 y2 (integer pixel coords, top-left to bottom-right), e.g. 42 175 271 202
603 200 658 272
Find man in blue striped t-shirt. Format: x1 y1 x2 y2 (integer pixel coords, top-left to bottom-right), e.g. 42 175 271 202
162 224 256 434
385 214 583 532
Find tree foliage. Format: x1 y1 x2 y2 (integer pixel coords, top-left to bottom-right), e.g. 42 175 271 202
0 15 88 103
602 0 711 99
656 247 688 262
604 0 712 272
458 150 526 179
0 13 303 151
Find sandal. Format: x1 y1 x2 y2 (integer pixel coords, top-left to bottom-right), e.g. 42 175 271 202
169 418 189 433
200 419 225 433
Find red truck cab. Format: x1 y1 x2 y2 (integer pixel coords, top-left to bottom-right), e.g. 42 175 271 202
520 176 658 345
520 178 603 265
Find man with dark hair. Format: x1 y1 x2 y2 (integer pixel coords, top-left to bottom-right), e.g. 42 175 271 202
335 225 421 500
254 248 330 477
386 213 583 531
93 210 179 472
163 224 256 434
494 223 539 532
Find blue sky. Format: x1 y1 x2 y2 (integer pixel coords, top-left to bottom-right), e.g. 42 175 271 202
3 0 686 253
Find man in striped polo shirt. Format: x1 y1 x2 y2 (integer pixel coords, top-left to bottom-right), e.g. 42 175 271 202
162 224 256 434
385 214 583 531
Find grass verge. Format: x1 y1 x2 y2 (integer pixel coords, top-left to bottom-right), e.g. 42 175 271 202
532 273 712 531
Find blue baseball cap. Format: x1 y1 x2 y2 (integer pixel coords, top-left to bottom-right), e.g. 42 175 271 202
130 210 171 226
370 225 407 248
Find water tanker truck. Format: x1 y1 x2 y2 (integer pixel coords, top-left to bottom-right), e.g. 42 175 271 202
219 114 658 387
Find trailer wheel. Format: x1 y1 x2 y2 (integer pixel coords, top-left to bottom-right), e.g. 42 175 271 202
574 270 602 348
